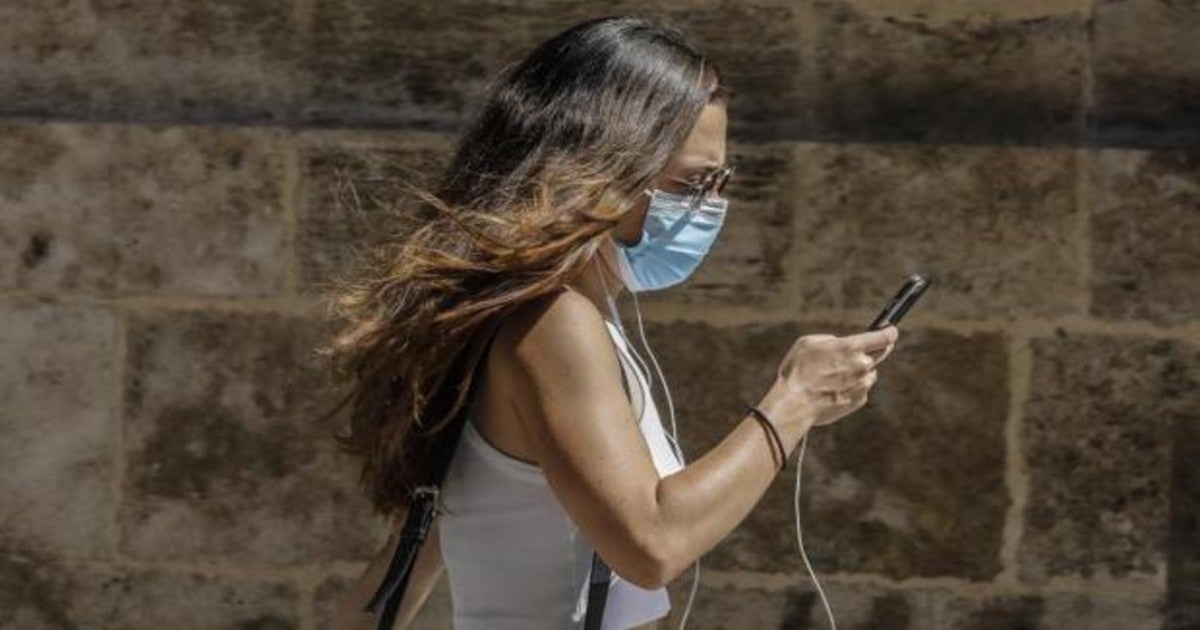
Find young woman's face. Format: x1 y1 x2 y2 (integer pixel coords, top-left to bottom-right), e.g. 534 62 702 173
613 101 729 246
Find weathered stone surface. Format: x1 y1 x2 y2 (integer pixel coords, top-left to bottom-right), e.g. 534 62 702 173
659 3 810 143
0 550 297 629
799 143 1084 320
1020 332 1200 583
120 310 384 564
304 1 808 140
1093 0 1200 148
0 0 300 122
306 0 533 127
295 130 455 294
809 0 1087 145
0 123 288 297
637 142 795 306
663 579 932 629
315 571 453 630
642 319 1009 579
1089 149 1200 326
928 589 1164 630
0 303 115 559
1170 400 1200 629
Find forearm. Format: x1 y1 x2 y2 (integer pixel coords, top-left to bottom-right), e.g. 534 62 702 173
650 386 810 580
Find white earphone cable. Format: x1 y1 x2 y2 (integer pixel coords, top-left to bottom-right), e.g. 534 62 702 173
594 253 701 630
625 286 701 630
793 433 836 629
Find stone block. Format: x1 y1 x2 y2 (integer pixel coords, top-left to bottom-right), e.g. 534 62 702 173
1020 332 1200 583
315 571 454 630
305 1 808 140
929 589 1164 630
0 550 297 628
642 319 1009 580
663 578 932 629
295 130 455 295
0 123 288 297
809 0 1087 144
0 302 115 559
1089 149 1200 326
0 0 301 122
1093 0 1200 148
799 143 1084 321
120 309 384 564
306 0 538 127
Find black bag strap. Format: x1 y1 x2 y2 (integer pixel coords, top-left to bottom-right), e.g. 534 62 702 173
365 310 635 630
363 313 506 629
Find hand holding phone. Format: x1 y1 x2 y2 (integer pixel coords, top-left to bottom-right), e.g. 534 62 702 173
779 273 931 630
759 273 931 430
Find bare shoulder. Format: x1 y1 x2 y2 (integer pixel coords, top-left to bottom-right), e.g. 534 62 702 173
492 286 625 432
495 286 612 372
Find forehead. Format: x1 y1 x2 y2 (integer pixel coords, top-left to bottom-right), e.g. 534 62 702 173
673 103 727 171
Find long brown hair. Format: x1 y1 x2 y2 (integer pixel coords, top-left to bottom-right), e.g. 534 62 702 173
315 15 732 521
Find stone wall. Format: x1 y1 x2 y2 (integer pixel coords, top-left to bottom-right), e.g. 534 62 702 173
1 1 1197 629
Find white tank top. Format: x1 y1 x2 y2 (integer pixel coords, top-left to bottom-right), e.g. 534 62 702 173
438 318 684 630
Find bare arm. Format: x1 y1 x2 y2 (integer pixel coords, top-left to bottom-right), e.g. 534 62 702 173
330 512 446 630
503 288 818 589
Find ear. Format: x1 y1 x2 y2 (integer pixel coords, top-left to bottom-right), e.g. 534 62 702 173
614 192 649 245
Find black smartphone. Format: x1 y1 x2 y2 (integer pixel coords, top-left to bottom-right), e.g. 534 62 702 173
868 273 931 330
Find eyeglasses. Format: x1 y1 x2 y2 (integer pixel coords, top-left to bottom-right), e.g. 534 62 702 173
665 165 735 210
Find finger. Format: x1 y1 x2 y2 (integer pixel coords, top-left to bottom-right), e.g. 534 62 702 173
829 361 869 389
831 360 874 390
848 369 877 395
867 342 895 366
842 325 899 353
851 353 875 376
857 371 878 395
838 386 869 410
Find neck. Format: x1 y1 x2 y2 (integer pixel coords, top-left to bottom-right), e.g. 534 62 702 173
567 239 627 324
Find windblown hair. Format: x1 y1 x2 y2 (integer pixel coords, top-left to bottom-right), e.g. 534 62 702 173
315 15 732 521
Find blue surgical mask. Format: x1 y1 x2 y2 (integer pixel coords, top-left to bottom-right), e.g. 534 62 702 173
614 188 728 292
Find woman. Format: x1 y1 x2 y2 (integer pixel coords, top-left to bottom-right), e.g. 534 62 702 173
323 15 899 630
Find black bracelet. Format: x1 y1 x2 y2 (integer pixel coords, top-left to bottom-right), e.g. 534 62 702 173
746 405 787 471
